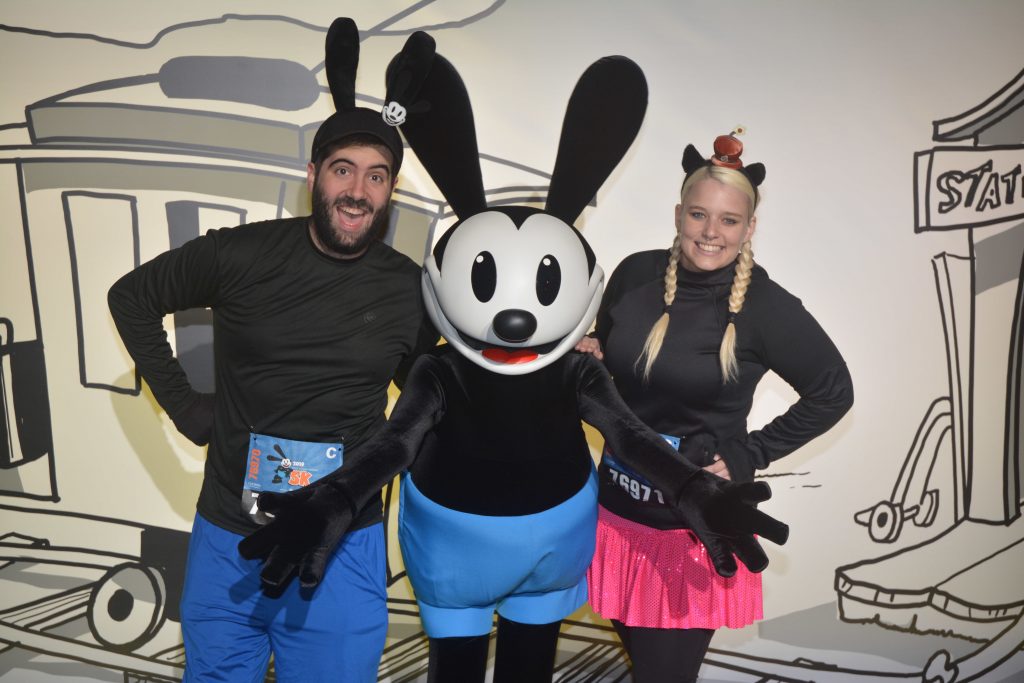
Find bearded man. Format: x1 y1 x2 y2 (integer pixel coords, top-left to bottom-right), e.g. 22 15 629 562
108 104 437 681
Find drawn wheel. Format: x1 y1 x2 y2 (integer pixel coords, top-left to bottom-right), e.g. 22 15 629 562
924 650 959 683
87 562 167 651
867 500 903 543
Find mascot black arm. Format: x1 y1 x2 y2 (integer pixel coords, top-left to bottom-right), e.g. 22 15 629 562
572 352 789 576
238 354 447 588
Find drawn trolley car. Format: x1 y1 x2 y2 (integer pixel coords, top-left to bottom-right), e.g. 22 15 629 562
0 512 190 681
0 50 534 682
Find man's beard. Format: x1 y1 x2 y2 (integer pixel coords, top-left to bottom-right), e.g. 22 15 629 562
311 183 392 257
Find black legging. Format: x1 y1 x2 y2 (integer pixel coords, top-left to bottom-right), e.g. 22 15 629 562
612 621 715 683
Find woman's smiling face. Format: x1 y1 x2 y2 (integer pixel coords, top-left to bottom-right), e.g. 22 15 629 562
674 177 756 272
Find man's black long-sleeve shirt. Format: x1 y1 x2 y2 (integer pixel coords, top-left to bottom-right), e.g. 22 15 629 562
108 217 436 534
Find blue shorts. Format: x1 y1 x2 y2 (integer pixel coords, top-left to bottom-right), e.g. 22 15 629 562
398 468 598 638
180 514 387 683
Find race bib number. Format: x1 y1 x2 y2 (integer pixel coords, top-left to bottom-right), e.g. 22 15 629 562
603 434 680 505
241 433 343 525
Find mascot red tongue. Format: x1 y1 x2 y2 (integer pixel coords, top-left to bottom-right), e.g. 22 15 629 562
240 23 789 683
483 348 538 364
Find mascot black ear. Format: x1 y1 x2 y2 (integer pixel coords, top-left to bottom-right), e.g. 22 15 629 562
546 57 648 225
384 32 487 221
325 18 359 111
383 31 435 120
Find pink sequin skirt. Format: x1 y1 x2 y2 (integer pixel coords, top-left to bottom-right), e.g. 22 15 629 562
587 506 762 629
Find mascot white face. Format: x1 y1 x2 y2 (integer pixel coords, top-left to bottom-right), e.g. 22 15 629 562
423 208 603 375
383 41 645 376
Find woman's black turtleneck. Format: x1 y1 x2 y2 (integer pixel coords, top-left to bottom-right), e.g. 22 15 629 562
593 249 853 529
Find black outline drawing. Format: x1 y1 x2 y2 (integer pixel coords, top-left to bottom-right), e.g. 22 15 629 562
63 189 142 395
839 66 1024 682
0 154 58 502
0 504 188 681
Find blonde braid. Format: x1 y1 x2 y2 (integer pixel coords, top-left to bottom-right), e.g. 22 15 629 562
719 239 754 382
636 233 682 381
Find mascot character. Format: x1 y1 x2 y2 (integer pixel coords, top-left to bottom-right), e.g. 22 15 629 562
240 30 789 683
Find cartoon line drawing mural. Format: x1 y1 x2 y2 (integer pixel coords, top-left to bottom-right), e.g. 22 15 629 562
0 508 190 680
0 4 1022 682
838 66 1024 683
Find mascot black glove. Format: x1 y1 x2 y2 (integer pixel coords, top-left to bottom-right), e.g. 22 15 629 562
237 480 357 589
576 353 789 578
671 471 789 577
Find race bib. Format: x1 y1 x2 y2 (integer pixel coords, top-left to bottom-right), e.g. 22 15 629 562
602 433 680 506
241 433 343 525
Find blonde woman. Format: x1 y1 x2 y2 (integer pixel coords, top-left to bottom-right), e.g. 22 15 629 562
577 134 853 682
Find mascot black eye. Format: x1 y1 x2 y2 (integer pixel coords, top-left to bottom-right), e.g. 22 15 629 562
472 251 497 302
536 255 561 306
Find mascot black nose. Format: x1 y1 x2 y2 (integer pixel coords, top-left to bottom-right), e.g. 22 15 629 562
493 309 537 343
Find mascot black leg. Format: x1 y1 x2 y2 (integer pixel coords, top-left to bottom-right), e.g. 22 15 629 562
427 634 490 683
492 616 561 683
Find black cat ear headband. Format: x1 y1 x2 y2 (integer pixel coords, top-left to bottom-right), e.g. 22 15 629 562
681 129 766 202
